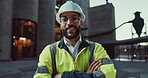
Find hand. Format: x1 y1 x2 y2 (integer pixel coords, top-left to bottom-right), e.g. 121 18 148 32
53 74 62 78
86 60 102 72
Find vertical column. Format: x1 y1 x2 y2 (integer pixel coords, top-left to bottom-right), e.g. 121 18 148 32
0 0 13 60
75 0 89 37
13 0 38 22
13 0 39 59
37 0 55 57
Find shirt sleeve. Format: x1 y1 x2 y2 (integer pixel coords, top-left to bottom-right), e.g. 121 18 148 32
93 43 116 78
33 45 52 78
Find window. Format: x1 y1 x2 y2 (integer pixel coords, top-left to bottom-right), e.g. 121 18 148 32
12 19 36 59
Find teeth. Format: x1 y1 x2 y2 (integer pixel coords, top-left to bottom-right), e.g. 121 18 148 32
68 27 75 30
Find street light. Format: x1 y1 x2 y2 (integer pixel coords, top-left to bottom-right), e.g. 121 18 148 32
131 11 145 37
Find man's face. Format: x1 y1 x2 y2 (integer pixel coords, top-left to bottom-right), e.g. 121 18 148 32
60 12 83 39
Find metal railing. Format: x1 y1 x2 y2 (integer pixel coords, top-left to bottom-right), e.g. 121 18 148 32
101 36 148 62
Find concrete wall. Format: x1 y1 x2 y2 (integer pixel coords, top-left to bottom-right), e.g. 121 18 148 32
13 0 38 22
74 0 89 37
88 3 116 42
0 0 13 60
36 0 55 57
13 0 56 58
0 0 116 60
0 0 56 60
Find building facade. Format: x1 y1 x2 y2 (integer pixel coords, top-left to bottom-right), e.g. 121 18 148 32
0 0 115 60
0 0 13 60
88 3 116 42
0 0 55 60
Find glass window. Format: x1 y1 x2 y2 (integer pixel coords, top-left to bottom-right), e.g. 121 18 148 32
12 19 36 59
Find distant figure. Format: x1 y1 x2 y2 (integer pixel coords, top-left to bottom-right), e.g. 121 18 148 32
132 11 144 37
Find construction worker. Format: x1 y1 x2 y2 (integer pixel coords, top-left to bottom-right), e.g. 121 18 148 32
34 1 116 78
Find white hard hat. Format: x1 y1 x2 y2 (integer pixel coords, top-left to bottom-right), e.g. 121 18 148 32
56 1 85 24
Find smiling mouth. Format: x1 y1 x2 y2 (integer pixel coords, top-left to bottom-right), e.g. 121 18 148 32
66 27 75 31
62 26 80 39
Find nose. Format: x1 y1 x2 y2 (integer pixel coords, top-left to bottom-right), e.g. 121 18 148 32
67 19 74 25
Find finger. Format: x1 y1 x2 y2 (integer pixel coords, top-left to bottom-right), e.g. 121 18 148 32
87 60 102 72
88 60 97 69
93 61 102 72
88 60 98 71
87 60 98 72
54 74 62 78
91 60 102 72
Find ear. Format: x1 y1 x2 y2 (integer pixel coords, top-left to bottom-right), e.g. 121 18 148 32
79 21 83 27
60 24 63 29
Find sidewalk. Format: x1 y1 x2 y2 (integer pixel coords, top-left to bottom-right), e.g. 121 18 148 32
0 60 38 78
0 59 148 78
113 59 148 78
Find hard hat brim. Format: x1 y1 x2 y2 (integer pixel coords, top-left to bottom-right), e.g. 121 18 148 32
56 1 85 24
56 11 85 24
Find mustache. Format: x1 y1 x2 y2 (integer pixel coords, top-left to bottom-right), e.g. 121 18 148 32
62 25 81 39
65 25 81 30
65 25 76 29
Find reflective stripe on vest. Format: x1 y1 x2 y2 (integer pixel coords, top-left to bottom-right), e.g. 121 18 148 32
88 58 113 78
92 70 106 78
50 43 57 75
98 58 113 65
35 66 50 74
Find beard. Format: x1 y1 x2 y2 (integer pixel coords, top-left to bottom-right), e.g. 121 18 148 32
61 25 81 39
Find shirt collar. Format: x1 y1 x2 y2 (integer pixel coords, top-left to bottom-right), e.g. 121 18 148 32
58 36 89 52
63 36 82 46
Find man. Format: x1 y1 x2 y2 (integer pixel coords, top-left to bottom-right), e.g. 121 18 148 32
34 1 116 78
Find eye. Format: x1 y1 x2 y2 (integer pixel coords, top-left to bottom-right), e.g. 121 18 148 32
61 16 68 22
72 17 80 21
72 17 78 20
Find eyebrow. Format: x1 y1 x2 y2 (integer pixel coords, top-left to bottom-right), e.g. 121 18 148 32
61 15 79 17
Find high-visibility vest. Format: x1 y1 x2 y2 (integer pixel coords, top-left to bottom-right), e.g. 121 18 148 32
34 39 116 78
49 40 95 76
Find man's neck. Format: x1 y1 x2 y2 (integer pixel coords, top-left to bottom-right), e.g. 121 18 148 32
64 36 80 46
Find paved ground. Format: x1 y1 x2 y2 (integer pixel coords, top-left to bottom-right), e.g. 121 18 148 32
114 60 148 78
0 60 38 78
0 59 148 78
